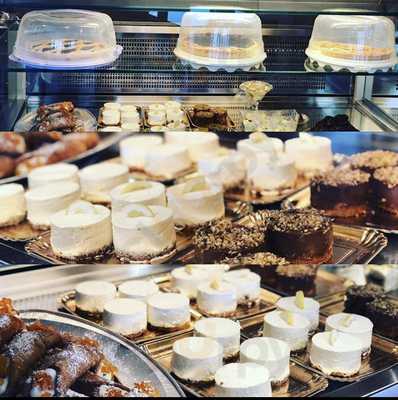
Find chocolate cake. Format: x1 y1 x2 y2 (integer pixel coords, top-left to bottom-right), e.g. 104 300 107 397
311 168 371 218
365 298 398 340
350 150 398 174
344 284 385 316
312 114 359 132
275 265 318 296
373 166 398 218
189 104 228 128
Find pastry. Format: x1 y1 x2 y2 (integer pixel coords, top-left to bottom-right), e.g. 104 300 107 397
312 114 358 132
148 104 166 113
373 166 398 217
171 337 223 384
25 182 80 230
0 131 26 156
344 284 385 316
166 108 184 123
237 132 284 162
275 265 318 296
167 121 188 131
120 111 140 125
102 109 120 126
104 103 121 111
365 298 397 340
147 110 166 126
120 123 140 131
240 337 290 386
118 280 159 303
188 104 228 128
0 184 26 227
28 163 79 188
223 269 261 306
24 131 61 151
366 265 398 292
350 150 398 174
171 266 212 299
50 200 112 261
120 104 137 113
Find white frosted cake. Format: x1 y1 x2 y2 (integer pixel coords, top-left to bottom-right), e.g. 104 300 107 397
79 163 129 204
147 292 190 330
112 204 176 262
263 310 310 352
110 181 166 213
214 363 272 398
0 184 26 227
194 317 241 361
237 132 284 161
223 269 261 306
28 163 79 188
171 337 223 383
103 298 147 337
118 280 159 303
310 330 363 377
189 264 228 280
171 265 212 299
50 200 112 260
240 337 290 385
25 182 80 229
167 177 225 228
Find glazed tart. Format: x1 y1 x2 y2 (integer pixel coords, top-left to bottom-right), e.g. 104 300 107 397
28 163 79 188
350 150 398 174
372 166 398 217
223 269 261 306
171 265 212 300
118 280 159 303
237 132 284 162
0 184 26 227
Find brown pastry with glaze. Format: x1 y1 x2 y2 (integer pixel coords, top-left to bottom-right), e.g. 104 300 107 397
372 166 398 218
0 132 26 156
37 101 75 121
24 131 63 150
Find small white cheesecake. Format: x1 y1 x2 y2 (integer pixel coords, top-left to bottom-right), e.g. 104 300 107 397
171 336 223 383
170 266 212 299
223 269 261 306
147 292 190 330
263 310 310 352
103 298 147 337
310 330 363 377
237 131 284 161
118 280 159 303
240 337 290 385
214 363 272 397
75 280 117 316
0 184 26 227
194 317 241 361
28 163 79 188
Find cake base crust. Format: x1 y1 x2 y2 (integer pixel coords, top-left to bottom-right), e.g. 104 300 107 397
53 244 113 262
124 328 147 340
115 243 176 264
197 307 236 318
271 376 290 388
148 321 191 333
309 359 360 378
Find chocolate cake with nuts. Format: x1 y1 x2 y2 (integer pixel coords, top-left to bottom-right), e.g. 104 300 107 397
275 265 318 296
365 298 398 340
344 283 385 316
373 166 398 218
350 150 398 174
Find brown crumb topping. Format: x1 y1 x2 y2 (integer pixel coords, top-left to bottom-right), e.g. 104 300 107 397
221 252 288 266
373 166 398 188
350 151 398 170
346 283 385 299
367 298 398 318
276 265 318 278
313 168 370 187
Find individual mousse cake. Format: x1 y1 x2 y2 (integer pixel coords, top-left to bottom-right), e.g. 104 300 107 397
112 204 176 262
119 135 163 171
350 150 398 174
194 317 241 362
276 291 320 331
103 298 147 338
25 182 80 230
110 180 166 213
309 330 363 377
365 298 398 340
373 166 398 218
27 163 79 188
171 337 223 384
311 168 371 218
240 337 290 386
197 280 238 317
266 209 333 264
263 310 310 352
237 131 284 162
118 280 159 303
214 363 272 398
325 313 373 357
223 269 261 307
170 265 212 300
0 184 26 227
344 284 385 316
50 200 112 261
166 177 225 229
74 280 117 320
147 292 190 331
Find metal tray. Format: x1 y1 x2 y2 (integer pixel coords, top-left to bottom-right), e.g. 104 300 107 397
0 220 42 242
98 105 144 131
143 107 191 132
282 187 398 235
19 309 185 397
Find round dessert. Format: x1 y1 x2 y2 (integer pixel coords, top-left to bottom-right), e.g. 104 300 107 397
110 181 166 213
119 135 163 171
120 110 140 125
311 168 371 218
171 337 223 384
285 133 333 175
118 280 159 303
275 265 318 296
276 291 320 331
144 144 192 179
50 200 112 261
187 264 228 281
263 310 310 352
28 163 79 188
147 292 190 331
197 280 238 317
164 131 220 162
79 163 129 205
25 182 80 230
103 298 147 338
0 184 26 227
75 280 117 319
223 269 261 306
350 150 398 174
240 337 290 386
373 166 398 218
102 109 120 125
237 132 284 162
148 109 166 126
194 317 240 361
214 363 272 398
167 177 225 228
309 331 363 377
104 102 121 111
112 204 176 262
325 313 373 356
171 266 212 299
344 283 385 316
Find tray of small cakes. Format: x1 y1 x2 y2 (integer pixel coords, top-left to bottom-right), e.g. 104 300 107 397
97 102 144 133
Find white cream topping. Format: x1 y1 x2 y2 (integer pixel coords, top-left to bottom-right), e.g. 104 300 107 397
223 269 261 304
30 369 56 397
118 280 159 303
171 266 212 299
197 281 237 316
0 183 26 226
75 280 117 313
148 109 166 126
237 132 284 162
28 163 79 188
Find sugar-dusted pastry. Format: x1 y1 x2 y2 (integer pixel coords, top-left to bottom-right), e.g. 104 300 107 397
28 163 79 188
0 184 26 227
170 265 212 299
223 269 261 306
118 280 159 303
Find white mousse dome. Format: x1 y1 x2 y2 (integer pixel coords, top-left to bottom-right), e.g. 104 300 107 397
75 280 117 314
118 280 159 303
28 163 79 188
237 131 284 161
0 183 26 227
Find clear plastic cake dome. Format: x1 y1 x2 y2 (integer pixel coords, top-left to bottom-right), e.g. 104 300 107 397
174 12 266 72
11 9 123 68
305 15 397 72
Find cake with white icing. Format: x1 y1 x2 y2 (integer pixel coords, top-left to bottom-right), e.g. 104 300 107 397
0 184 26 227
223 269 261 306
240 337 290 386
237 131 284 162
79 163 129 205
28 163 79 188
50 200 112 260
25 182 80 230
171 265 212 299
112 204 176 262
309 330 363 377
194 317 241 361
103 298 147 338
118 280 159 303
171 336 223 383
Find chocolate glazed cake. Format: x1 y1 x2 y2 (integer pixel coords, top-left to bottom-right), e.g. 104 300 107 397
350 150 398 174
373 166 398 218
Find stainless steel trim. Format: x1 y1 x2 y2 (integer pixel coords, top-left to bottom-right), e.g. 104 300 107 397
354 99 398 132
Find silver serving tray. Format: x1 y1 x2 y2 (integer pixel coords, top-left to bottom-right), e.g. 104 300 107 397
19 309 185 397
